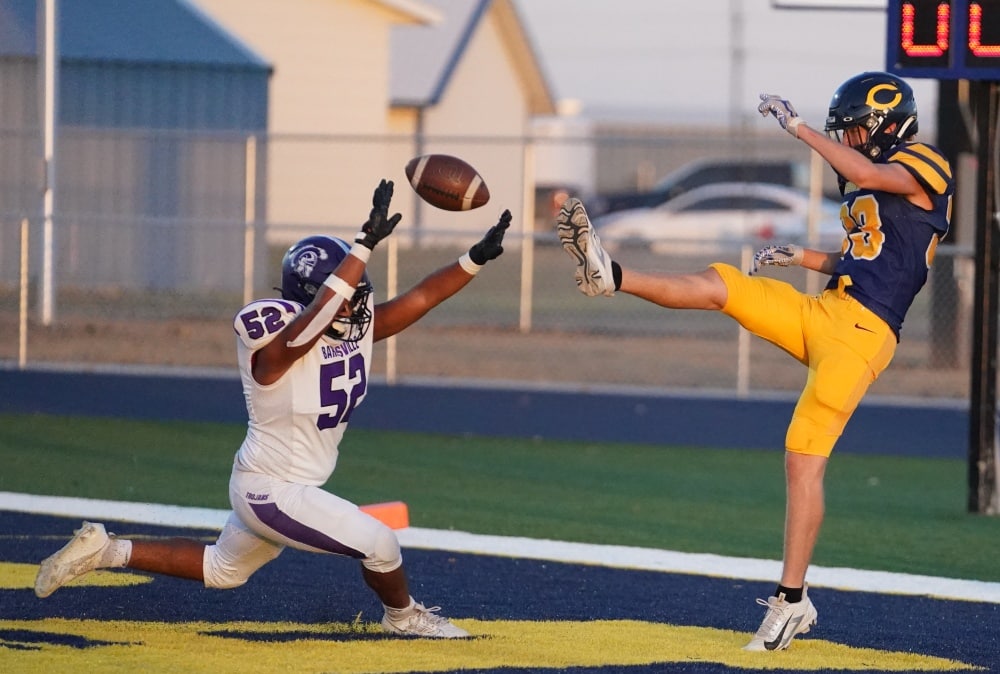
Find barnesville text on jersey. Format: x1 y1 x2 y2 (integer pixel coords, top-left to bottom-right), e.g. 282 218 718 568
321 342 360 359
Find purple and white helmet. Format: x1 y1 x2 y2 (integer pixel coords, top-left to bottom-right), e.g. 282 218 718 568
279 235 373 342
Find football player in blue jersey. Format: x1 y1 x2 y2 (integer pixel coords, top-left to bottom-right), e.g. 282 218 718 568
557 71 953 651
35 179 512 639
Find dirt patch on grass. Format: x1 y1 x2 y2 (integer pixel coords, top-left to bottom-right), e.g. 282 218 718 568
2 314 968 400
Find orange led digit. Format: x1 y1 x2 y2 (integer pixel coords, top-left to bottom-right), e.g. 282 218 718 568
968 1 1000 58
888 0 1000 79
901 1 949 56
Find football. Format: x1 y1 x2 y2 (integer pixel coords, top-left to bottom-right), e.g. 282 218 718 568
404 154 490 211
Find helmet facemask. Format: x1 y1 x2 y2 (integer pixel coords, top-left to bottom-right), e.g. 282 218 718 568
328 282 373 343
825 111 917 160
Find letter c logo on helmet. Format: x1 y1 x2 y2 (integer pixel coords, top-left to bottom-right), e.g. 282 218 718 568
865 83 903 111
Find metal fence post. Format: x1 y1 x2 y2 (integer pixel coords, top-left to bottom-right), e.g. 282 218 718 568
243 134 257 306
737 244 752 397
19 217 29 368
520 139 535 333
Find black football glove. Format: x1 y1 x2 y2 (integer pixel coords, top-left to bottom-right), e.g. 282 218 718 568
355 179 403 250
468 209 512 265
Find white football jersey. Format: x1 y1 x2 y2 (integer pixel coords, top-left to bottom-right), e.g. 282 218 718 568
231 297 373 486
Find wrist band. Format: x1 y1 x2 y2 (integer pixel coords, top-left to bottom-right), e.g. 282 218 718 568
349 242 371 263
458 252 483 276
787 117 804 138
322 273 354 299
353 231 373 251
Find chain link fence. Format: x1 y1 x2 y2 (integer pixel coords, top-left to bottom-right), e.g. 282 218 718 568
0 127 975 400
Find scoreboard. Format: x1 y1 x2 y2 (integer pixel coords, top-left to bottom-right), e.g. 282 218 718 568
886 0 1000 79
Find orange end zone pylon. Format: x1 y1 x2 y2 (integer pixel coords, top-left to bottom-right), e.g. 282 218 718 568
359 501 409 529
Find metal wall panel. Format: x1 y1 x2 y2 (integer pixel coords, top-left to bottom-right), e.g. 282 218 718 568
59 63 266 131
0 57 268 291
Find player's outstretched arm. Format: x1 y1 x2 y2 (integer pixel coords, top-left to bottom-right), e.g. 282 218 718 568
254 180 401 384
373 209 512 341
758 92 867 176
758 92 923 200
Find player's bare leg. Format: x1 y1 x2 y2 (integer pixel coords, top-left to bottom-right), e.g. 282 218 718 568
619 267 728 311
362 565 411 608
128 539 206 580
743 452 825 651
781 451 827 587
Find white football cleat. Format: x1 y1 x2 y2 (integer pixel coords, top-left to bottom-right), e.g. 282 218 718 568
35 521 112 598
381 602 470 638
556 197 615 297
743 588 818 651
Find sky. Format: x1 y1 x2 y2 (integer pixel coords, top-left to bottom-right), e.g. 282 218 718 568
513 0 939 130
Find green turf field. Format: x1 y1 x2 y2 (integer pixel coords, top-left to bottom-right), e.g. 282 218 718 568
3 412 998 582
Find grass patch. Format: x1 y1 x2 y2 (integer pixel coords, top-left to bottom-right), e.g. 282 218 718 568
3 412 998 581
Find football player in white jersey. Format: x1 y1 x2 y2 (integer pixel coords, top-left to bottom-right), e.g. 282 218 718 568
35 179 512 638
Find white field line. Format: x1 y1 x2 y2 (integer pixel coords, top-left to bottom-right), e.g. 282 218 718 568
4 490 999 604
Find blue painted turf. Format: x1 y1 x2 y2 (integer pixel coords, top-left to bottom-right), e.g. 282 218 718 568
3 511 999 673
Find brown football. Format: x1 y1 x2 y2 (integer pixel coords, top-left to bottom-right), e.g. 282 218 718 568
404 154 490 211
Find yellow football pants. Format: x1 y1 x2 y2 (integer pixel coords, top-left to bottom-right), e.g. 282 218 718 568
711 263 896 457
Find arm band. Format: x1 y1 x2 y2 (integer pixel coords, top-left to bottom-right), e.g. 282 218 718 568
322 272 354 298
458 252 483 276
285 274 352 348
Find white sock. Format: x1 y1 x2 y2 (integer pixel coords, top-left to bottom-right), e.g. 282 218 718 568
383 596 416 621
98 538 132 568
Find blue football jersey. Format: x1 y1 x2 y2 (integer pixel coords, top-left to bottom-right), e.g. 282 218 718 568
826 142 954 338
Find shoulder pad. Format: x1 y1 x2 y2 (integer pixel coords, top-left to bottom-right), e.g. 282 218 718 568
886 143 953 196
232 299 303 350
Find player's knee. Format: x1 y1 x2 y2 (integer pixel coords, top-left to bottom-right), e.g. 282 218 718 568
202 543 279 589
786 415 838 457
360 525 402 574
203 544 249 589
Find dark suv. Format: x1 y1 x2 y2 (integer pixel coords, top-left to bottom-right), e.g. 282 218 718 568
588 159 811 217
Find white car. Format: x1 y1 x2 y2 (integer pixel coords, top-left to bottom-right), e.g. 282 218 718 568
593 182 846 254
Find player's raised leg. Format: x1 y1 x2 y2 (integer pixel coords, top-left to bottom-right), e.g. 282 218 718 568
556 196 727 310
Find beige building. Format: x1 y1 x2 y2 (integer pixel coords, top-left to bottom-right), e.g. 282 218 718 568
192 0 555 244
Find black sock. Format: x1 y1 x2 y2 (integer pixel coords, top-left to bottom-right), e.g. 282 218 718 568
776 584 803 603
611 261 622 291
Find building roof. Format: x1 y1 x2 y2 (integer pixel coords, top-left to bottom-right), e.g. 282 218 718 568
372 0 442 24
0 0 269 70
390 0 554 115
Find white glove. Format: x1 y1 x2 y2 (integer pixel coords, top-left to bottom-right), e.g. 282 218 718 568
752 244 804 274
758 94 803 138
